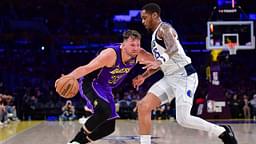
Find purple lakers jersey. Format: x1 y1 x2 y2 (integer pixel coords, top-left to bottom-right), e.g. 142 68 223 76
79 44 136 119
94 44 136 88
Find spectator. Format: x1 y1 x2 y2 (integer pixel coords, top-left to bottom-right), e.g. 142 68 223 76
59 100 76 121
250 94 256 120
229 94 241 119
27 95 39 120
242 94 251 119
0 94 8 126
5 95 19 121
152 104 169 120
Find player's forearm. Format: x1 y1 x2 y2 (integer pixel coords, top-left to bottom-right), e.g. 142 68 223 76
142 68 160 79
67 66 93 79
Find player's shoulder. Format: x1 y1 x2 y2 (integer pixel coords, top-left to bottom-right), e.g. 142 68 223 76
97 48 117 67
138 47 147 53
160 22 173 30
97 48 117 63
99 47 116 56
157 22 172 37
158 22 177 37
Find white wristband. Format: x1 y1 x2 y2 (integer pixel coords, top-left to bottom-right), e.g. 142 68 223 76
157 53 169 64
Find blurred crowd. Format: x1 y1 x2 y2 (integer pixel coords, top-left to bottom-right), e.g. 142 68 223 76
226 92 256 119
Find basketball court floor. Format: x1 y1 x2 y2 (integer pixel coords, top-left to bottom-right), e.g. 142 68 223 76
0 120 255 144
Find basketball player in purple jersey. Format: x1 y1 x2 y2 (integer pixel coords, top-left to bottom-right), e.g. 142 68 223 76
59 30 154 144
133 3 238 144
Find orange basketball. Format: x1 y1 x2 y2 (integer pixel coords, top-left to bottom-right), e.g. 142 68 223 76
55 76 79 99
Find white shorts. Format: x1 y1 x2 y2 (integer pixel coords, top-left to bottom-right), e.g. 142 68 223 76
148 68 198 106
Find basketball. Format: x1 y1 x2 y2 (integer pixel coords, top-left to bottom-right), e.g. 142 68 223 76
55 76 79 99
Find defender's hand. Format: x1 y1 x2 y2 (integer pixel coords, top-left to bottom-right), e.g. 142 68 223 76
132 75 145 91
140 60 161 70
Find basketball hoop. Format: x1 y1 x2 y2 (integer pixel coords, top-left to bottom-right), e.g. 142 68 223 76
226 42 238 55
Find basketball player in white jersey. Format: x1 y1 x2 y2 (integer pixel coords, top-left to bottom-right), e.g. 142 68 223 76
133 3 237 144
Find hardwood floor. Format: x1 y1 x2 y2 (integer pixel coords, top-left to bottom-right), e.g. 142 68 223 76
0 120 255 144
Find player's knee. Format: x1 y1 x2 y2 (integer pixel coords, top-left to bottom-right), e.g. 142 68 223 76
109 123 115 134
176 113 190 127
103 120 116 137
176 115 186 126
137 100 153 114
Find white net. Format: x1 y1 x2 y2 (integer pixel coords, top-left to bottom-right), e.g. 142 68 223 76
226 43 238 55
228 47 237 55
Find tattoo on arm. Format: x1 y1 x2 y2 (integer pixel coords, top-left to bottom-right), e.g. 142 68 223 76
158 23 178 56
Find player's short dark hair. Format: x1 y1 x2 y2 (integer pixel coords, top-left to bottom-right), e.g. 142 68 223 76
142 3 161 15
123 30 141 40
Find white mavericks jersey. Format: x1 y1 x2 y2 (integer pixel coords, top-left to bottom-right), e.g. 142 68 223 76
151 22 191 75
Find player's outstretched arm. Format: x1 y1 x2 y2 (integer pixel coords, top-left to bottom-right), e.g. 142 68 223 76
65 48 116 79
136 48 155 63
132 68 160 90
133 49 160 90
137 48 160 78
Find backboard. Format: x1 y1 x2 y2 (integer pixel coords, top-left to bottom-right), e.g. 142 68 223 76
206 21 255 51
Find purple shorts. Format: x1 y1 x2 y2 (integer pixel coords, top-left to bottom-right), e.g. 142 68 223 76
79 78 119 120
